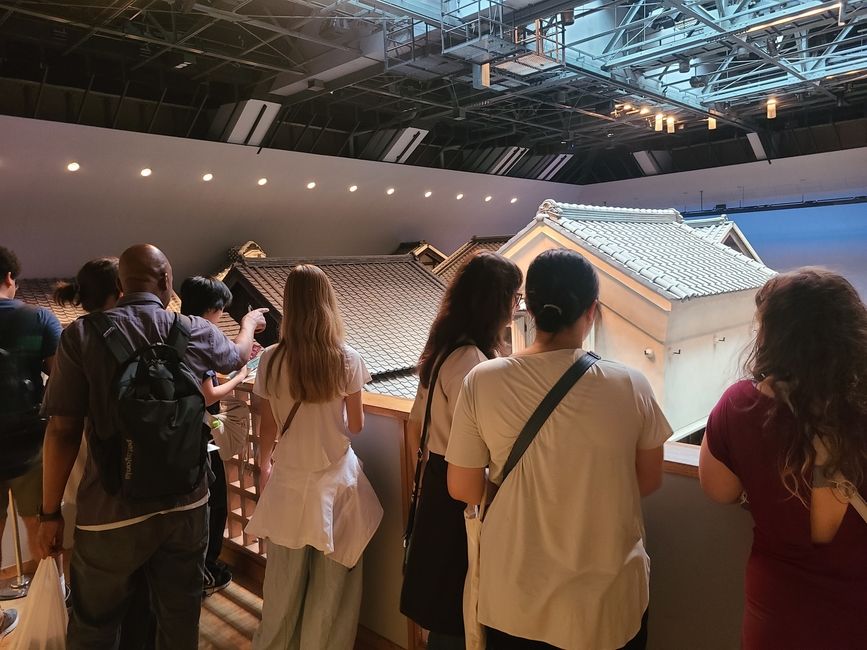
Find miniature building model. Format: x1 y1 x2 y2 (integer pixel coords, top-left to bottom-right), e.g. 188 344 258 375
501 200 776 433
222 255 445 399
433 235 513 284
687 215 764 263
393 240 448 271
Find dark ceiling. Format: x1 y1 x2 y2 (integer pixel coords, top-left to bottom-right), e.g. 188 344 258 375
1 0 866 183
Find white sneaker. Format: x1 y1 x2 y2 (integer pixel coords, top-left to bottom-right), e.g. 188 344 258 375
0 609 18 640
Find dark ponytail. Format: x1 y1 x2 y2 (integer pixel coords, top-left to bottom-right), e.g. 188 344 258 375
526 249 598 334
54 257 120 313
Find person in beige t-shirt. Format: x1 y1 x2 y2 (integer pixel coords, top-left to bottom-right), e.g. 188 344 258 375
401 252 522 648
448 249 671 650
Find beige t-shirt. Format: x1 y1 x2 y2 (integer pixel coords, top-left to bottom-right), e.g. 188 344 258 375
446 349 672 650
409 345 488 457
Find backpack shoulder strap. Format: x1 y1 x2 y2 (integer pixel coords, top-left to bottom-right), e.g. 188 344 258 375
85 312 135 365
502 351 600 482
166 313 192 357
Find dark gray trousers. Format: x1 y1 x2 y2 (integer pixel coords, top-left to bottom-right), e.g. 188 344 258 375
68 505 208 650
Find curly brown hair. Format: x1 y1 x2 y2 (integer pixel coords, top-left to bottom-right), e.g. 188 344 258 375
746 267 867 499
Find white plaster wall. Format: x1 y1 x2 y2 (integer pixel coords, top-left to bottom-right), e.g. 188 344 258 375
643 474 753 650
0 115 581 284
350 412 409 648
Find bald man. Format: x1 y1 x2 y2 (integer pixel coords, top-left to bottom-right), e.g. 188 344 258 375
37 244 266 650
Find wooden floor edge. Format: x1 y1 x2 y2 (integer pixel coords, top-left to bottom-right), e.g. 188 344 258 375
355 625 406 650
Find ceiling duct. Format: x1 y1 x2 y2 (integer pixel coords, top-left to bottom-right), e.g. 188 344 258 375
536 154 573 181
381 127 429 163
489 147 529 175
209 100 281 147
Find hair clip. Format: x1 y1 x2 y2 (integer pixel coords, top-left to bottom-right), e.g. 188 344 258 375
542 304 563 314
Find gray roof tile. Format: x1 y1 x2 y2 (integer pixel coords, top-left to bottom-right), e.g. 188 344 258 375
433 235 513 284
536 201 775 300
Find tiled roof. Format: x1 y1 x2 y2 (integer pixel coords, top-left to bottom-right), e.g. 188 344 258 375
367 370 419 400
532 200 775 301
686 216 732 244
227 255 445 380
16 278 182 326
216 311 242 339
433 235 513 284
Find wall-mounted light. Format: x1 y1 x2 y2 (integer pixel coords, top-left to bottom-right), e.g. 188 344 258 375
202 173 213 182
456 193 464 200
257 177 268 186
67 162 80 172
140 168 152 177
349 185 358 192
666 116 675 133
654 113 664 131
640 107 650 115
386 187 395 195
510 197 518 204
766 99 777 119
484 195 492 202
644 348 655 360
306 181 316 189
424 191 432 198
708 117 717 130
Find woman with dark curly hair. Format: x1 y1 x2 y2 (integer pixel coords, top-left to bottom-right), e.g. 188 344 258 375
700 267 867 650
401 251 522 649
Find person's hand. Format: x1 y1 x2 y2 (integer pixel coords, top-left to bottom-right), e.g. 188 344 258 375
37 517 65 559
236 364 250 381
243 308 269 334
259 461 273 493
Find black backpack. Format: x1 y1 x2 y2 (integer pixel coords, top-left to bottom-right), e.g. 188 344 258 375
86 311 207 501
0 306 48 481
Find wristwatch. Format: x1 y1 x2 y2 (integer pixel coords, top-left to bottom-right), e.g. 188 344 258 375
37 505 63 522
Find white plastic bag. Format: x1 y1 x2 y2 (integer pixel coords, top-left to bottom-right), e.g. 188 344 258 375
14 559 68 650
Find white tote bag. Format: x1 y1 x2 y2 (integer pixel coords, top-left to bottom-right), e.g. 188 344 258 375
463 483 489 650
14 559 68 650
208 396 251 462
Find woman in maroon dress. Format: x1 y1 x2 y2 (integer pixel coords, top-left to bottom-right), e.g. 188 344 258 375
700 267 867 650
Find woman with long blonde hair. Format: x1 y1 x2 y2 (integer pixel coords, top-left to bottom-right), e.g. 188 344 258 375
700 268 867 649
247 264 383 650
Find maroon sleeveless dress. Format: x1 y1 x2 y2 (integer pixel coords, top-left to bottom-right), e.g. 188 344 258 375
706 381 867 650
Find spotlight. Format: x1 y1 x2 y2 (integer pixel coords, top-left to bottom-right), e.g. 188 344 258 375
510 197 518 204
257 178 268 186
386 187 395 195
307 181 316 189
640 107 650 115
424 191 432 198
202 173 213 181
140 168 152 177
67 162 80 172
456 193 464 200
484 195 492 202
349 185 358 192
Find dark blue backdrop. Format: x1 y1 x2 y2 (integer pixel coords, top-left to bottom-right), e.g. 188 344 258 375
726 203 867 298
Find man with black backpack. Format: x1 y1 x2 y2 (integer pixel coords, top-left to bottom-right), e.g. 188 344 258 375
0 245 62 620
36 244 266 650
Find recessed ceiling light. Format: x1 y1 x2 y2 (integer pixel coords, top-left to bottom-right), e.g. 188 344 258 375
456 193 464 200
202 173 213 182
349 185 358 192
484 195 492 202
306 181 316 189
386 187 395 195
257 178 268 186
424 191 432 198
67 162 80 172
140 168 152 177
510 197 518 204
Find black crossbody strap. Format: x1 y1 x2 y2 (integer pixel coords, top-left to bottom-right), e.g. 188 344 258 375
165 313 191 357
502 351 600 482
404 342 474 545
85 312 135 365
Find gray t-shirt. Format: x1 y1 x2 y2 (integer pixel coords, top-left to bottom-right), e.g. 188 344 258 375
42 292 243 527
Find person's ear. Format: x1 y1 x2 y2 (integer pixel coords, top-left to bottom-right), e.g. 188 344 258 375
3 272 13 288
587 300 598 322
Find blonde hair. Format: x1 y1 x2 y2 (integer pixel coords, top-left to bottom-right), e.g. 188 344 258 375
265 264 347 403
